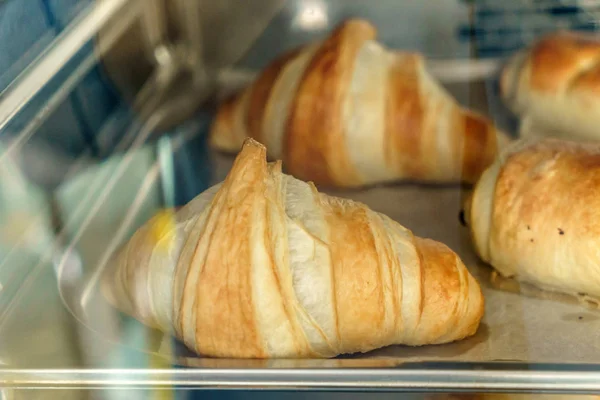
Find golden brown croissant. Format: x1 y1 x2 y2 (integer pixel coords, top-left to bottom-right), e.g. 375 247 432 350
210 19 507 188
501 31 600 141
102 139 484 358
465 138 600 301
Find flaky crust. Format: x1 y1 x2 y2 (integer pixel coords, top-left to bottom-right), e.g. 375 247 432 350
501 31 600 141
210 19 506 187
467 138 600 299
103 139 484 358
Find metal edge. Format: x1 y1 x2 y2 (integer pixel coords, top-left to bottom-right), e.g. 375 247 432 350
0 0 141 133
2 366 600 392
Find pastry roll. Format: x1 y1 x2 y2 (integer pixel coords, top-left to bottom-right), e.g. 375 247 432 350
465 138 600 300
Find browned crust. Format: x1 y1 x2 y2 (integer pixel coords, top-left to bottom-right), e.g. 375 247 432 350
246 48 304 143
413 238 464 342
414 237 426 329
385 53 426 179
569 62 600 96
323 199 390 353
284 19 376 186
493 139 600 243
176 184 226 338
374 215 403 335
386 54 500 184
460 111 497 184
528 31 600 94
194 141 267 358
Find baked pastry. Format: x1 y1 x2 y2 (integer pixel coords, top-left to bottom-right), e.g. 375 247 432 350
501 31 600 141
464 138 600 300
210 19 506 188
102 138 484 358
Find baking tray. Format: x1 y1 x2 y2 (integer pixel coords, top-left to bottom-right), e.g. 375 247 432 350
5 145 592 393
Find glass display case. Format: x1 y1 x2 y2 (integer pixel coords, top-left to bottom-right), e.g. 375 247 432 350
1 0 600 398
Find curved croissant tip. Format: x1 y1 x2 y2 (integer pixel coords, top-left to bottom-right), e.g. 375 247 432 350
242 137 266 151
336 18 377 37
340 18 374 28
237 138 269 163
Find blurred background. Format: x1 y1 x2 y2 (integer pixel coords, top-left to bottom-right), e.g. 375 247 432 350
1 0 599 399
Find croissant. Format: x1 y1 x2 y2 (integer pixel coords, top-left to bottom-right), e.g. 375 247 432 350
464 138 600 301
501 31 600 141
210 19 506 188
102 138 484 358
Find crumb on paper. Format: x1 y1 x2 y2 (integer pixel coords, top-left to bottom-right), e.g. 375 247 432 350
491 270 499 282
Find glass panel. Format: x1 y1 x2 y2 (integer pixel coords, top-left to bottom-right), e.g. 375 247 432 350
2 0 600 395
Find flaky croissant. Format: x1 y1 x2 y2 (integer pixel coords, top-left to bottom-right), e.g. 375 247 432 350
501 31 600 141
465 138 600 301
210 19 506 188
102 138 484 358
